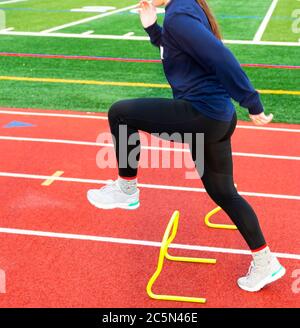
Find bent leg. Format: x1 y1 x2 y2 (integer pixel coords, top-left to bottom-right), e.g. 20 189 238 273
108 98 214 178
200 139 266 250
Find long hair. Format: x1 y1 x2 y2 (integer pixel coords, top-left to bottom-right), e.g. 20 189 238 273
197 0 222 40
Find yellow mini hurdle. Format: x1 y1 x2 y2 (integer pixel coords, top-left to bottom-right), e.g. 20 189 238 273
147 210 217 304
204 183 238 230
204 206 237 230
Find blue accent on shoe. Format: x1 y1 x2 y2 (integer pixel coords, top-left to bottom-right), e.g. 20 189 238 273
272 266 283 277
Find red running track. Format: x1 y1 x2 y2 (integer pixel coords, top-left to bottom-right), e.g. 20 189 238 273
0 107 299 308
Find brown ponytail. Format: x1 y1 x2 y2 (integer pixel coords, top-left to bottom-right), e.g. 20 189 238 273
197 0 222 40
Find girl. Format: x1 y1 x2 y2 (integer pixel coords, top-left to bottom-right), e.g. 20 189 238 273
87 0 285 292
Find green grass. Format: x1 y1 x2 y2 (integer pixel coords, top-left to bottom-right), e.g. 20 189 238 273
263 0 300 42
1 35 300 64
61 0 270 39
0 0 276 40
0 54 299 90
1 0 137 32
0 52 299 123
60 10 165 35
0 0 299 124
1 79 299 123
209 0 273 40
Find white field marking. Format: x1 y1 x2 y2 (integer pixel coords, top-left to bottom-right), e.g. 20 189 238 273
253 0 279 42
41 170 64 186
0 226 299 261
41 4 138 34
0 0 26 4
81 30 94 36
0 171 299 201
224 39 300 46
0 30 299 46
124 32 134 37
71 6 116 13
1 136 299 161
0 27 14 32
0 109 300 133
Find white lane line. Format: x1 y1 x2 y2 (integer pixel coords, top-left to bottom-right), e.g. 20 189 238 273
0 0 27 4
0 109 300 133
0 30 299 46
253 0 279 42
0 226 299 260
1 136 299 161
0 109 108 120
0 171 299 200
232 152 300 161
236 125 300 133
41 4 138 33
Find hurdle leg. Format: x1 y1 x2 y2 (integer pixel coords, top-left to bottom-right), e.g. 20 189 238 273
147 211 216 304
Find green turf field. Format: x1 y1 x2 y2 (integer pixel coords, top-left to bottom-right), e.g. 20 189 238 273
0 0 299 123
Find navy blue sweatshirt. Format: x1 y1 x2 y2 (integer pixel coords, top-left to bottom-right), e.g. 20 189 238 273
145 0 264 121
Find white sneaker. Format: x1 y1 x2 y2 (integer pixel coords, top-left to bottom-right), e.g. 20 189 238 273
87 180 140 210
237 256 286 292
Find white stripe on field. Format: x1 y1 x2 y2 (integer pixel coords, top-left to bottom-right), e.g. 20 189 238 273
0 136 299 161
41 4 138 33
81 30 94 36
0 109 299 133
253 0 279 42
0 0 26 4
0 226 299 260
0 30 299 46
0 171 299 200
0 27 14 32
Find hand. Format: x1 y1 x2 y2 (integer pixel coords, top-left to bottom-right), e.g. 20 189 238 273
139 1 157 28
249 112 274 126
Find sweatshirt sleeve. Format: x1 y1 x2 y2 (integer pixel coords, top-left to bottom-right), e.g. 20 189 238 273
144 21 162 48
166 14 264 115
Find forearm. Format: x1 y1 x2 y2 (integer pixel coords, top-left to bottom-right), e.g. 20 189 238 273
144 21 162 47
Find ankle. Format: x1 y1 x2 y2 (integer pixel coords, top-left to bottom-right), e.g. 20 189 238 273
251 245 272 266
118 176 138 195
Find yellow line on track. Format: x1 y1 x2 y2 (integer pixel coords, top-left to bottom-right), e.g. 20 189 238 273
41 170 64 186
0 75 299 95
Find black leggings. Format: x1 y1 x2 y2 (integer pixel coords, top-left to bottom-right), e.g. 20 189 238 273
108 98 266 250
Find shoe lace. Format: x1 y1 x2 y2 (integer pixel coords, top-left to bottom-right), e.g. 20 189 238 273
100 180 118 191
246 261 256 278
